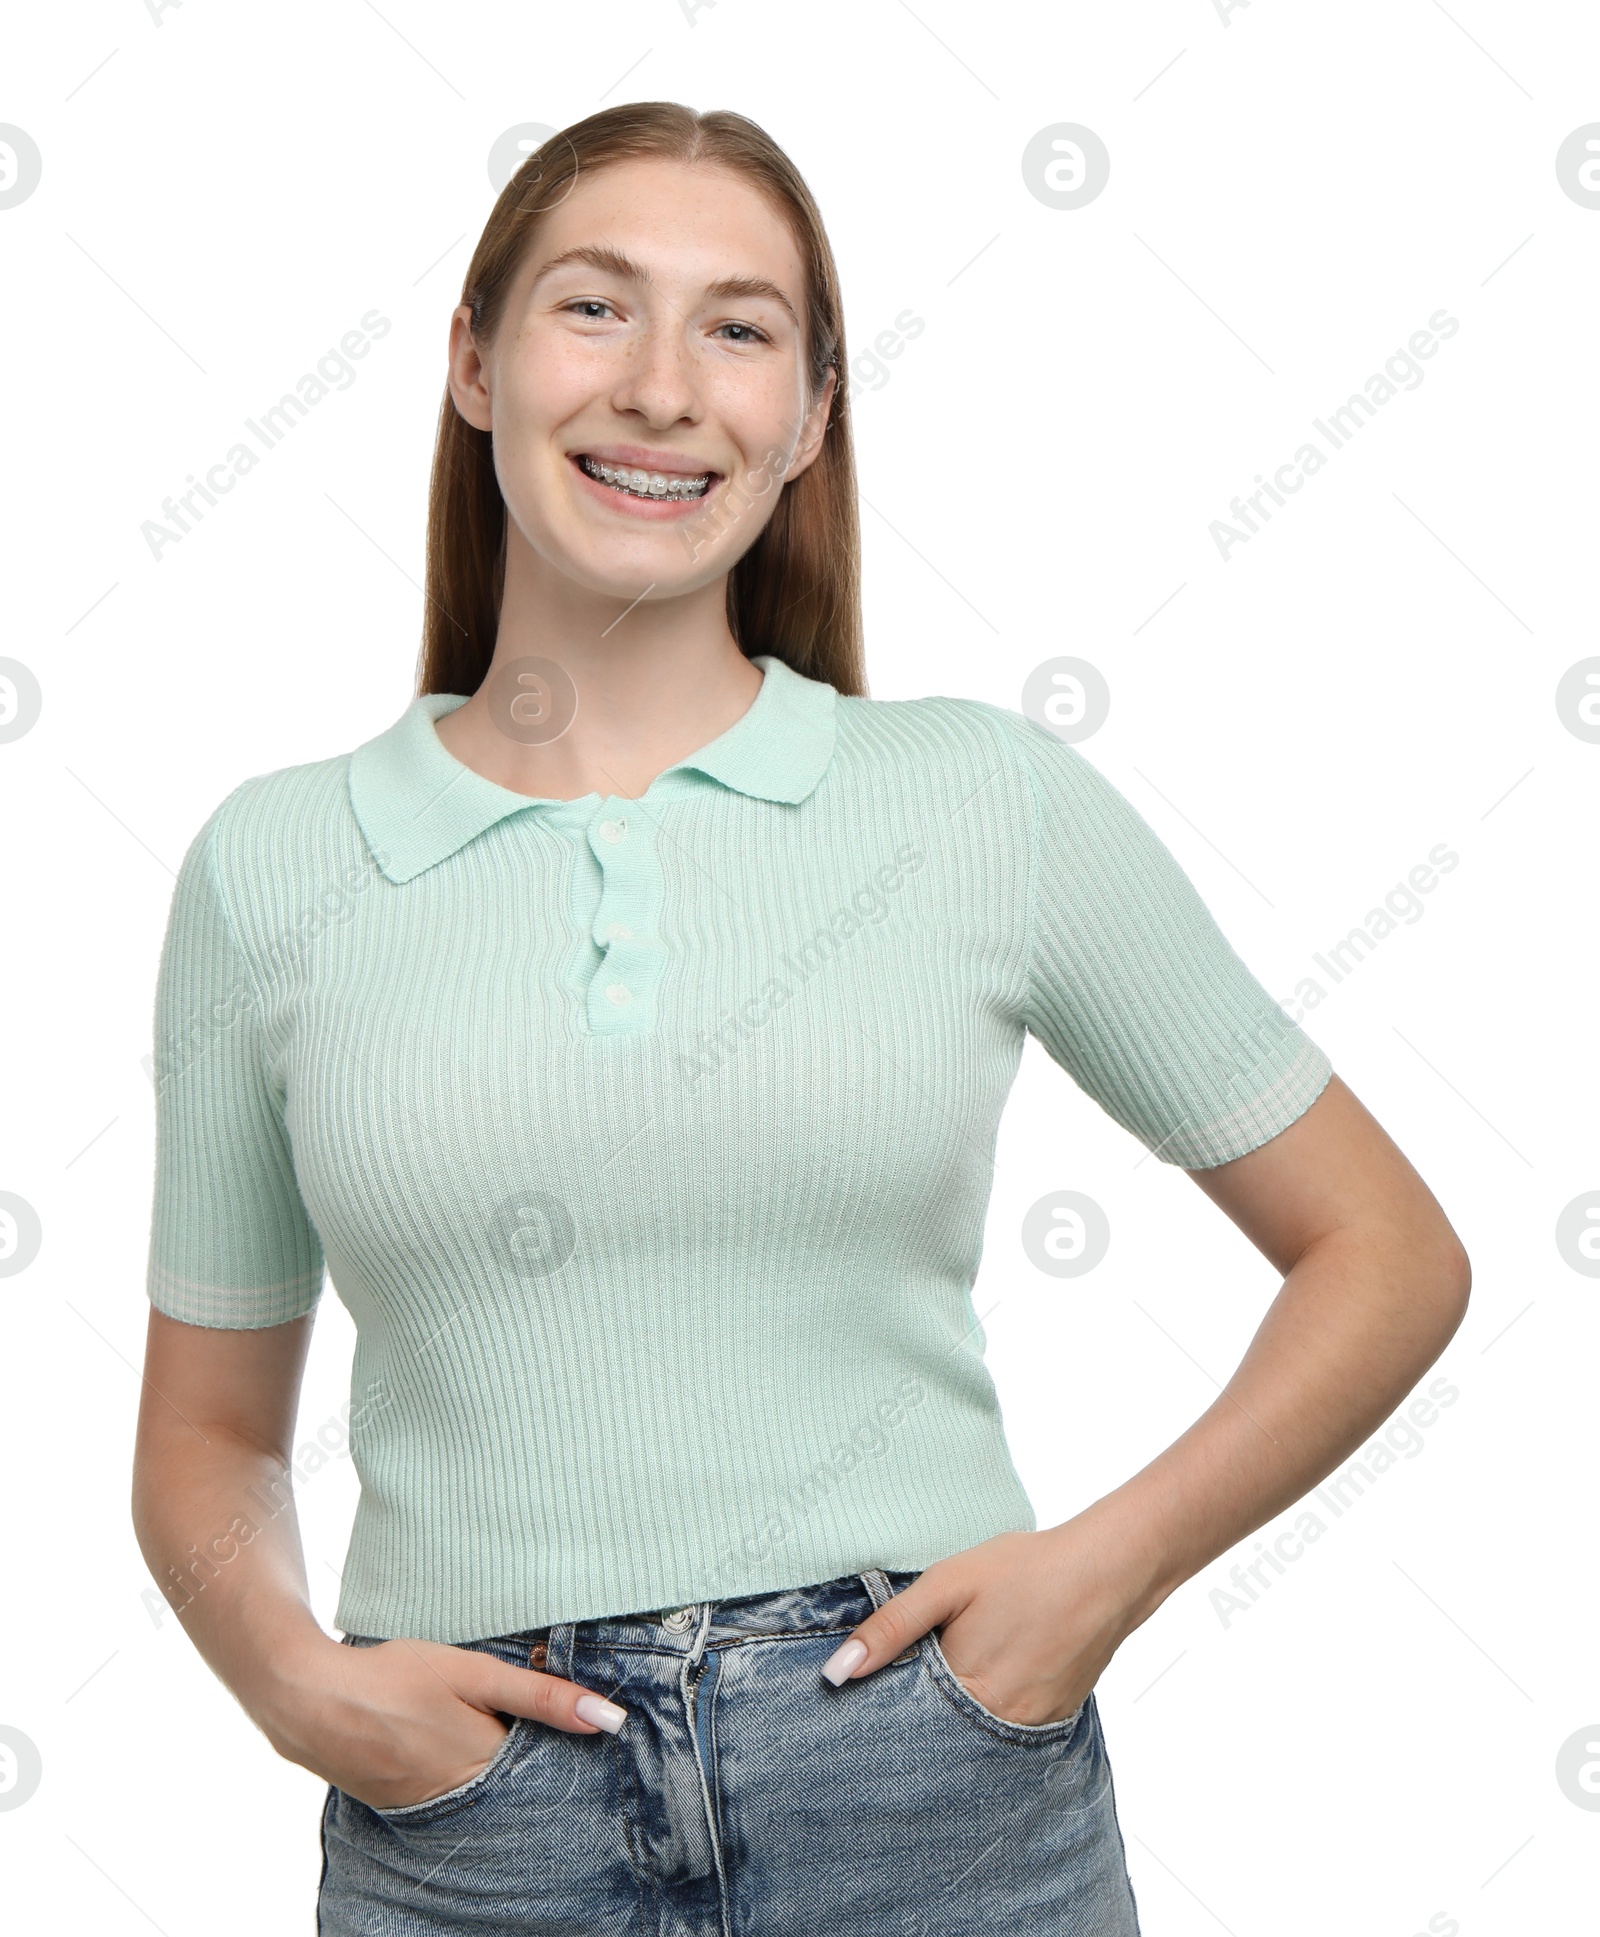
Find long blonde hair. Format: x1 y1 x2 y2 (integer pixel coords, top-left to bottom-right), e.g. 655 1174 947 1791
418 102 864 700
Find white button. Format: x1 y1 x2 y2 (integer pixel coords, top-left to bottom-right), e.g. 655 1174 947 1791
604 982 632 1006
605 923 633 942
599 818 627 844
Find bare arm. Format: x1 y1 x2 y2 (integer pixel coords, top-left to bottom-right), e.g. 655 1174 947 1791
131 1308 627 1808
826 1074 1471 1720
131 1308 324 1709
1085 1069 1469 1610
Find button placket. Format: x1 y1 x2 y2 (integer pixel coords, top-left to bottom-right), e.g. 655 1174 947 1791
584 798 666 1035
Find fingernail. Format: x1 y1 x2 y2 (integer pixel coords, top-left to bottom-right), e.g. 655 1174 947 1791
820 1637 868 1686
575 1693 628 1733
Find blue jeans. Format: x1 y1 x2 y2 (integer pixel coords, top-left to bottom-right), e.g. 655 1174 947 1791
317 1567 1142 1934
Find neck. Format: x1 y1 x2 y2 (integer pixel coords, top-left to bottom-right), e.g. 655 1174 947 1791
431 528 762 803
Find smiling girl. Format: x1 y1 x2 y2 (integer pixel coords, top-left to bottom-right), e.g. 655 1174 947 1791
133 102 1469 1935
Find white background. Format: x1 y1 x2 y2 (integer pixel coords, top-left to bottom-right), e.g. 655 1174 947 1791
2 1 1596 1931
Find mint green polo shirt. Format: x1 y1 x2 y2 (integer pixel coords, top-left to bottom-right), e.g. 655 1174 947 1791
145 652 1333 1642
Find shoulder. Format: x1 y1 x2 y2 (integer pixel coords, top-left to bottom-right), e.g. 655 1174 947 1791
831 687 1051 778
833 689 1186 902
178 746 370 931
832 687 1114 810
198 747 352 859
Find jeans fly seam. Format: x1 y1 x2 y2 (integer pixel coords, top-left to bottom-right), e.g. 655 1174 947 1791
703 1649 727 1860
680 1633 734 1937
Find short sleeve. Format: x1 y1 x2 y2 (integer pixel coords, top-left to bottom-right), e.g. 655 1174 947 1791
145 809 325 1327
997 710 1333 1168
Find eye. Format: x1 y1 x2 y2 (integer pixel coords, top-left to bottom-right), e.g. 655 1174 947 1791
559 299 770 343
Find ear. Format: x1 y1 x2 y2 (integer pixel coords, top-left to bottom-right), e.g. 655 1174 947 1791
781 363 839 485
447 304 494 434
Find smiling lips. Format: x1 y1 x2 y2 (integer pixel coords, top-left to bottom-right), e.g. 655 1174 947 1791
574 452 715 502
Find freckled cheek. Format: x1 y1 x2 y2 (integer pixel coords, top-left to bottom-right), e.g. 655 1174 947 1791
484 419 573 541
488 362 587 483
749 369 817 458
703 377 797 478
496 340 602 429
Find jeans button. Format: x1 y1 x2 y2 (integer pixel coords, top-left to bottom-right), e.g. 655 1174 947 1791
662 1607 695 1632
528 1641 548 1667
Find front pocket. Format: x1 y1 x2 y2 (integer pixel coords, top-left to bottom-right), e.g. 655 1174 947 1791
368 1713 529 1822
921 1630 1088 1744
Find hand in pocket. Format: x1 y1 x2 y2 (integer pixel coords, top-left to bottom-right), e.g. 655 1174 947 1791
267 1634 629 1812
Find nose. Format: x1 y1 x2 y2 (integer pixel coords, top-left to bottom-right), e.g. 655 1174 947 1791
608 315 701 429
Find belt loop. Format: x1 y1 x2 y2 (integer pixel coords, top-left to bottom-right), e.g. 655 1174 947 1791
857 1567 892 1610
858 1567 918 1663
536 1620 577 1680
686 1604 711 1670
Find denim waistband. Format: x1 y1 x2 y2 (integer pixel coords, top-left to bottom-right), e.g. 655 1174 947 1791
604 1567 920 1648
343 1568 924 1681
559 1568 922 1677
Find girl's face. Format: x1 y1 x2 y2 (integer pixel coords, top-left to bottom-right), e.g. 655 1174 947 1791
449 157 835 606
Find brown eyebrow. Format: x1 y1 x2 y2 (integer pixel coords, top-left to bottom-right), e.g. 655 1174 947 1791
530 243 801 334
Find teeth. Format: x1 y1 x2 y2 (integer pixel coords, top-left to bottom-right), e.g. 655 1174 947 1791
578 455 712 500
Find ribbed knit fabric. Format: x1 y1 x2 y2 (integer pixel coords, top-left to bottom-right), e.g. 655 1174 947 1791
145 653 1333 1643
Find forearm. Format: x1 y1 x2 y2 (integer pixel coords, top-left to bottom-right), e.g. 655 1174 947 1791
1071 1218 1470 1627
132 1427 330 1732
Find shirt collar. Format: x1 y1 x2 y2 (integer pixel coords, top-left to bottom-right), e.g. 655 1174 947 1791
349 652 839 884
